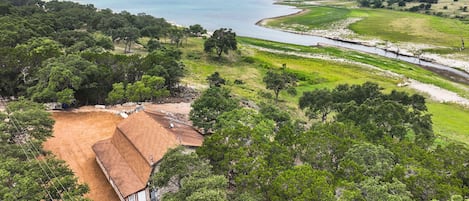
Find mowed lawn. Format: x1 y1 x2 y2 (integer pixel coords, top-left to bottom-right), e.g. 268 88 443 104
266 6 469 51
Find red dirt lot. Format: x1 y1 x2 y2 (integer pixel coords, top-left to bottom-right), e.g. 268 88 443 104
44 112 123 201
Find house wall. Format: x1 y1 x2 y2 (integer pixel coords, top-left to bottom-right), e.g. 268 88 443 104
126 189 148 201
95 156 126 201
112 128 151 183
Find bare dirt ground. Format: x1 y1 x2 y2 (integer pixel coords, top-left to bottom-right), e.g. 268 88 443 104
44 112 123 201
44 102 192 201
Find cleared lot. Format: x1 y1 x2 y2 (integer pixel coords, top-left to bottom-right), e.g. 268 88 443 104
43 103 192 201
44 112 123 201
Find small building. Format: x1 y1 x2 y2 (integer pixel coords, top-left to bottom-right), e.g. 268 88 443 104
92 110 204 201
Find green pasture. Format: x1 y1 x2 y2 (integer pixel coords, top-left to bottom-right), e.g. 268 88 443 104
265 6 469 52
238 37 469 98
180 37 469 145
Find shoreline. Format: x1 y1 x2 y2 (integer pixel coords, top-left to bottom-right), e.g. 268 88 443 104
256 7 469 75
255 9 309 26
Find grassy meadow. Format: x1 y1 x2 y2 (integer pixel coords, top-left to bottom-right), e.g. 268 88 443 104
177 37 469 146
266 6 469 54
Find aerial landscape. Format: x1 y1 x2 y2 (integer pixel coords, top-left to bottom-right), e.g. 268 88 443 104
0 0 468 200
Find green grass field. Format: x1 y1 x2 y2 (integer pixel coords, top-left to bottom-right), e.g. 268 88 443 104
428 103 469 145
180 37 469 146
266 6 469 53
267 6 351 30
238 37 469 98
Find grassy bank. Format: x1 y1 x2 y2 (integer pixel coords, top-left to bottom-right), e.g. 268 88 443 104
264 6 469 53
238 37 469 98
179 37 469 145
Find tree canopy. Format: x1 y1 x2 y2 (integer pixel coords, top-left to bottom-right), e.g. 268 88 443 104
0 99 89 200
189 87 239 134
174 82 469 200
204 28 237 58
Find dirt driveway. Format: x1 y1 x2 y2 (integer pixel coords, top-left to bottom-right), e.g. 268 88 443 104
44 112 123 201
43 102 193 201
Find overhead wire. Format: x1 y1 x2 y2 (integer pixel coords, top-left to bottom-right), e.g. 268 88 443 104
0 96 73 200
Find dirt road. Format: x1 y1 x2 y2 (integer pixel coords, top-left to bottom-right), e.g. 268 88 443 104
44 112 123 201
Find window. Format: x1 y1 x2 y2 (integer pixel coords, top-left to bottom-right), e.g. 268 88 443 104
128 194 136 201
138 190 146 201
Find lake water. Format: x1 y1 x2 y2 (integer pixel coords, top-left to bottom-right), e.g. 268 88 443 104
75 0 469 78
75 0 307 41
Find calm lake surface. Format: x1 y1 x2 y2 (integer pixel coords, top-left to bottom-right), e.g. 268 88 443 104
75 0 468 76
75 0 312 43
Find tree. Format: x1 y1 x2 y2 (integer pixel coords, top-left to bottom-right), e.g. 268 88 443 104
188 24 207 37
168 27 188 48
14 37 63 85
299 89 333 122
296 124 357 172
147 39 161 52
15 37 62 68
109 75 168 103
27 54 97 105
259 103 291 127
270 165 335 201
206 72 226 87
189 87 239 134
299 82 434 146
144 48 185 92
106 82 126 104
263 68 297 104
359 178 412 201
112 26 140 53
0 99 89 200
197 108 283 198
204 28 237 58
338 143 396 179
151 146 228 201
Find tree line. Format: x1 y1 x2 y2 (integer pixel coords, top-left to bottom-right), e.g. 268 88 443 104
0 0 240 106
358 0 436 12
0 0 207 105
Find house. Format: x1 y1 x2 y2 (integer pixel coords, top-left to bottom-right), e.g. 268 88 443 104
92 110 204 201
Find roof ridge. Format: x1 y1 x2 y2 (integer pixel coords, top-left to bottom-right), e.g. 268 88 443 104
115 126 151 183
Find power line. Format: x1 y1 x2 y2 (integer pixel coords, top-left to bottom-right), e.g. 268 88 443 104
0 97 71 200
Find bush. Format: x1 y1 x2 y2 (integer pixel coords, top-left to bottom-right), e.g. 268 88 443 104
234 79 245 85
147 39 161 52
241 56 255 64
257 90 273 99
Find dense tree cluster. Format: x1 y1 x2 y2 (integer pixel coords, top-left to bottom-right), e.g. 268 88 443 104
0 0 190 105
180 82 469 200
358 0 436 11
0 99 89 200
